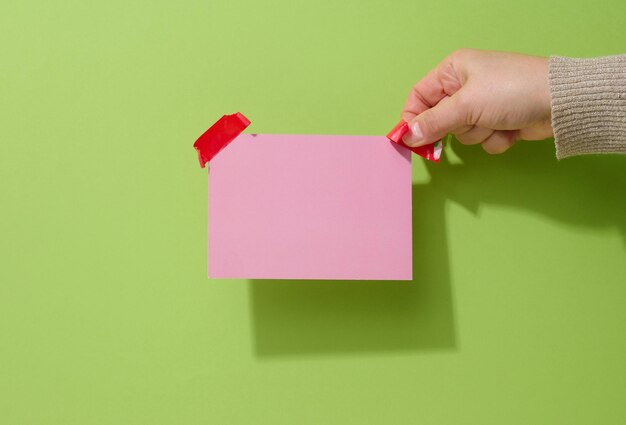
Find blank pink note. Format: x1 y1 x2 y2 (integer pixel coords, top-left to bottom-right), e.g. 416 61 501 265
208 134 412 280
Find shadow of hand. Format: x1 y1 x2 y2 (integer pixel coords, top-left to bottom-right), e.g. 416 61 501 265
427 138 626 242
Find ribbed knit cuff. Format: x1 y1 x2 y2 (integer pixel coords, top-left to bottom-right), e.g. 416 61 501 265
548 55 626 159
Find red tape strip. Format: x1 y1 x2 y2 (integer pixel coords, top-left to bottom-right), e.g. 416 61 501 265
193 112 251 168
386 120 442 162
194 114 440 168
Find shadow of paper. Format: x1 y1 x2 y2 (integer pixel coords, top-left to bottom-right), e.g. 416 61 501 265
248 182 457 358
248 138 626 359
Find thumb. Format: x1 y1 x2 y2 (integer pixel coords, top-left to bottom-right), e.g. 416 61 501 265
402 93 469 147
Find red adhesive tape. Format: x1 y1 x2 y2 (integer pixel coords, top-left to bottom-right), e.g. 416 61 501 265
193 112 251 168
386 120 442 162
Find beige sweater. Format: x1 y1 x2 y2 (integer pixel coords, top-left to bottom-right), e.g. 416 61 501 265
548 55 626 159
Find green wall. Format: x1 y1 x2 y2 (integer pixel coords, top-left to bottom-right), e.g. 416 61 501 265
1 0 625 423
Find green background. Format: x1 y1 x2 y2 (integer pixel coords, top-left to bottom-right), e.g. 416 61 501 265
2 0 626 423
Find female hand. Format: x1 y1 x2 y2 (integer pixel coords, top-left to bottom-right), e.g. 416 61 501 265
402 49 553 154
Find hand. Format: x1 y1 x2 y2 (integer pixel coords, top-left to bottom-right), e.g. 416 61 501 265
401 49 553 154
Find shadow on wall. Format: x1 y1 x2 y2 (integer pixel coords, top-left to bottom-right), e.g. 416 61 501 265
248 139 626 359
426 138 626 242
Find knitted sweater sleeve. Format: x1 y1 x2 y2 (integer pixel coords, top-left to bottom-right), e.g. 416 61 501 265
548 54 626 159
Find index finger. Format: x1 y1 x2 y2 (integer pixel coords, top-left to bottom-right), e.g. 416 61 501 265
402 57 462 122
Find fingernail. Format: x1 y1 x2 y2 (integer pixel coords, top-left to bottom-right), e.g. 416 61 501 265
402 122 424 147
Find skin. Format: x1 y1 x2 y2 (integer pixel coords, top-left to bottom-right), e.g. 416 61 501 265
402 49 553 154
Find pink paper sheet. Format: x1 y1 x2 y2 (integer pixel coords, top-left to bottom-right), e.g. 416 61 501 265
208 134 413 280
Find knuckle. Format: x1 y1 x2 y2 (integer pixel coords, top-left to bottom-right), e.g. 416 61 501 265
449 48 474 61
456 135 472 145
482 130 518 154
455 132 475 145
482 143 500 155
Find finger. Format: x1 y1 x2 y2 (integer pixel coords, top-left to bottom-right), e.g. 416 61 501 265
403 93 470 147
481 130 518 154
401 58 463 123
455 126 494 145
